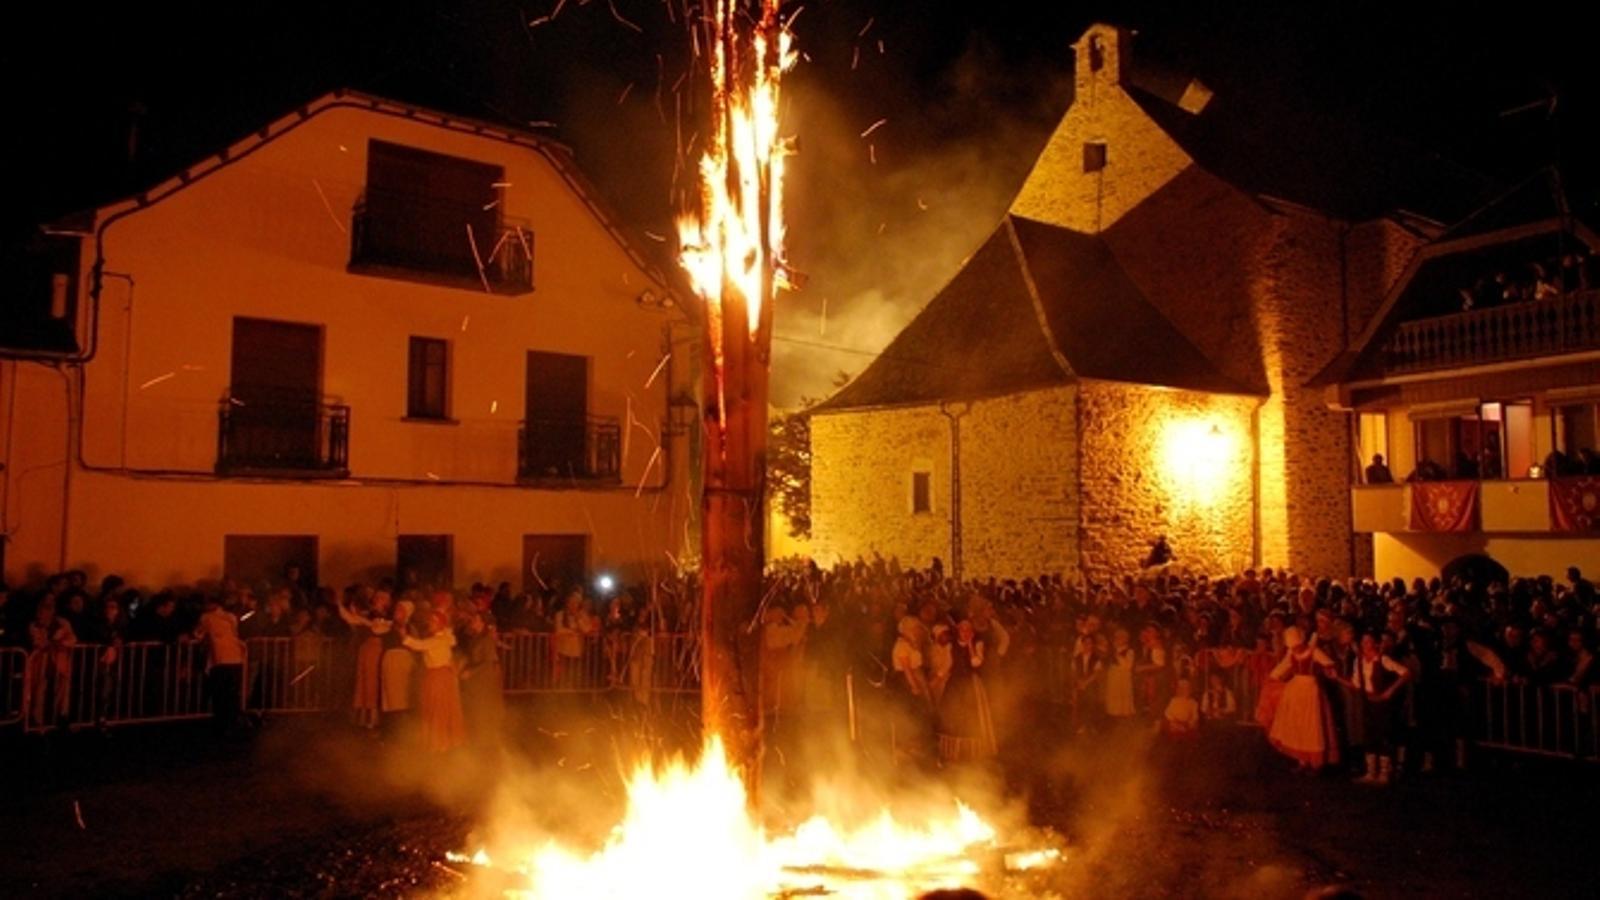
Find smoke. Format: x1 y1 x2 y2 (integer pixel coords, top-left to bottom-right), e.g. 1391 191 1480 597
770 39 1072 408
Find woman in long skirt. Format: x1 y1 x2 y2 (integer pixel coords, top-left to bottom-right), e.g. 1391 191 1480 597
937 619 997 762
404 611 465 753
1266 627 1341 770
1103 627 1138 723
379 600 417 736
459 612 504 744
337 591 391 730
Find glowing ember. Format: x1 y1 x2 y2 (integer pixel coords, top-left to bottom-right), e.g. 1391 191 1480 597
450 737 1057 899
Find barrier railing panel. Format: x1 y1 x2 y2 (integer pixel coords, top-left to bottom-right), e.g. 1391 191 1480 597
0 647 26 727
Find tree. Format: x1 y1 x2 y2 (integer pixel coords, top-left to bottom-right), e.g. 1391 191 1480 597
767 372 849 540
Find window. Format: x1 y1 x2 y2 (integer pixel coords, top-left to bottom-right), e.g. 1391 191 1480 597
354 140 506 282
407 337 450 420
224 535 317 591
397 535 453 591
1083 142 1107 173
1088 35 1105 72
911 471 933 514
1556 403 1598 458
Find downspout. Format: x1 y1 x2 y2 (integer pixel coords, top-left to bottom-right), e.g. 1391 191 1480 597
938 400 969 581
1338 222 1357 577
1251 397 1265 568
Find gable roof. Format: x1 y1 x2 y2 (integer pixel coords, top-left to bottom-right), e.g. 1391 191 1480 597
1311 169 1600 387
813 215 1258 414
56 89 686 304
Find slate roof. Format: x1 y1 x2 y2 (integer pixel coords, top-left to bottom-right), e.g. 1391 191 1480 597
812 216 1257 413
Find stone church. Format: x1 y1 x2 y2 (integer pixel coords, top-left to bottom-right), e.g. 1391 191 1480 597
808 23 1489 580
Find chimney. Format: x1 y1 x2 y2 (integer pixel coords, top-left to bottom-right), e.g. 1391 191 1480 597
1074 24 1132 99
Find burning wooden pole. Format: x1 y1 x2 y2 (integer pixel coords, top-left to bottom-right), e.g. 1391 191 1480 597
678 0 795 782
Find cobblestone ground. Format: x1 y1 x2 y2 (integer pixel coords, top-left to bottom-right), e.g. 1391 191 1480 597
0 702 1591 899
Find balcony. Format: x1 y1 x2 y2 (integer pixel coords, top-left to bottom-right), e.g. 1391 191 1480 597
217 390 350 478
1352 480 1560 534
1383 290 1600 375
517 416 621 486
349 188 534 294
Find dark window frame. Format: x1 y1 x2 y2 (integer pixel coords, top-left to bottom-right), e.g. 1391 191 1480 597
407 336 451 421
911 471 933 515
1083 142 1108 173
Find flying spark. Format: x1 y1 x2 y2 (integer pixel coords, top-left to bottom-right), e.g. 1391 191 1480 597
139 372 176 390
860 118 887 138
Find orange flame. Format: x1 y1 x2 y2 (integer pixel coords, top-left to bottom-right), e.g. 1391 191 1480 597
677 0 796 419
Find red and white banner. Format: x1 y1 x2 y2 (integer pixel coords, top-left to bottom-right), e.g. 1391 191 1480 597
1409 480 1479 532
1550 477 1600 532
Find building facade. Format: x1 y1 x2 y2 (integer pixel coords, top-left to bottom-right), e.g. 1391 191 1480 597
1325 171 1600 577
810 23 1500 581
1 91 694 592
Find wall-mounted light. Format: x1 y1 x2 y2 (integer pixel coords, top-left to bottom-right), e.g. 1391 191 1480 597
1161 419 1235 508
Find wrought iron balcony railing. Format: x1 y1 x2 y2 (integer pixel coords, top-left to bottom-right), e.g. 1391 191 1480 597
217 388 350 477
1383 289 1600 375
349 187 534 294
517 416 621 484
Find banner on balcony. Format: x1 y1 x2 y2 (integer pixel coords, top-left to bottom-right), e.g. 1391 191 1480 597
1550 477 1600 532
1409 481 1479 532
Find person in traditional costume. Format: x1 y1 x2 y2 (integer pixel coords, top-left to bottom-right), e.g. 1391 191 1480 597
379 599 417 738
336 589 391 730
937 618 997 762
1266 626 1340 770
1161 677 1201 739
458 610 504 745
1103 627 1138 723
1346 632 1411 785
404 610 465 753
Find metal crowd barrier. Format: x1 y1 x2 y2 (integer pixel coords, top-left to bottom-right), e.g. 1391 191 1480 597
1194 648 1278 726
1474 679 1599 761
500 631 700 696
22 640 213 732
245 636 338 714
0 647 26 727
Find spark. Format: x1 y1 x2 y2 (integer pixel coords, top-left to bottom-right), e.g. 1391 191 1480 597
288 665 317 687
636 446 662 497
461 314 471 331
180 364 204 371
917 197 929 211
851 45 860 70
528 120 558 129
311 179 348 235
869 143 877 165
857 16 874 37
426 472 440 481
877 38 885 54
490 400 499 414
338 144 348 153
483 198 500 210
139 372 176 390
877 221 886 234
73 801 86 830
607 0 643 32
645 352 671 388
618 82 635 105
465 223 492 293
644 230 667 242
492 181 513 188
860 118 886 138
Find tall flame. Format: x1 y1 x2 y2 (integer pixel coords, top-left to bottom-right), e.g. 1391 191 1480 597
677 0 797 417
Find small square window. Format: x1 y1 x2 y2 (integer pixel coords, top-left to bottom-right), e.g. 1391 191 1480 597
1083 142 1107 173
912 471 932 514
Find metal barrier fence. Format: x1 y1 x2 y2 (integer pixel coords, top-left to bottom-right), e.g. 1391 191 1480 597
246 636 339 714
0 647 25 727
1475 679 1600 761
500 632 699 696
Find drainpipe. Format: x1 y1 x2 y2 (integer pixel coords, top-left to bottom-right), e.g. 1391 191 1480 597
1251 396 1265 569
938 401 970 580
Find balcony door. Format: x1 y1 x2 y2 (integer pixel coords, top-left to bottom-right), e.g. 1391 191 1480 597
525 351 588 478
363 140 502 279
230 318 322 469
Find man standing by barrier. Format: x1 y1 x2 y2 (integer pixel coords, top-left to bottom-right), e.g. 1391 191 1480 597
194 595 246 735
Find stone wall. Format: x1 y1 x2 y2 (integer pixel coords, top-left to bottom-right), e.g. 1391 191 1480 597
1076 381 1258 578
809 387 1079 578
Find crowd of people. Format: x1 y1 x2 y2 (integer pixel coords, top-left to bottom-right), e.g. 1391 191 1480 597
4 555 1598 778
1453 248 1595 314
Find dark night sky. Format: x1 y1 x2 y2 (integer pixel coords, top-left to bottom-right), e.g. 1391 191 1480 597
6 0 1596 403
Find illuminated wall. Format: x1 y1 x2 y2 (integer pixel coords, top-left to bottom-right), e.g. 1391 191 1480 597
1 96 690 590
1076 381 1258 578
